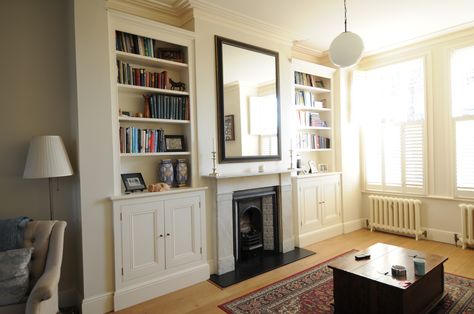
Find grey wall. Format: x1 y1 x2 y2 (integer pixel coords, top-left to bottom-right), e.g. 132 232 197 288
0 0 80 306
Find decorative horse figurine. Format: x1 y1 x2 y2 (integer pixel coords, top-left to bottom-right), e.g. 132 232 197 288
169 78 186 91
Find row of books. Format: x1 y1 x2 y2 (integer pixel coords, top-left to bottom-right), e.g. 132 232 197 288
143 94 189 120
294 71 326 89
296 112 328 127
295 90 326 108
116 31 155 58
296 133 331 150
119 127 166 154
117 60 170 89
116 31 185 62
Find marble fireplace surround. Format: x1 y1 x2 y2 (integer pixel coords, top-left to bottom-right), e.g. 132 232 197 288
208 170 295 275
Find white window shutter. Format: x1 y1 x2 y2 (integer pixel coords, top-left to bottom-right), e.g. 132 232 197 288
456 120 474 191
404 122 424 187
364 126 382 186
384 125 402 187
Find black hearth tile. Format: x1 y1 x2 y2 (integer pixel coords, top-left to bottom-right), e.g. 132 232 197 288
208 247 315 288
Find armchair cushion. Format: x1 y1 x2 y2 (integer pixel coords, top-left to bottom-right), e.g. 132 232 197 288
0 247 33 306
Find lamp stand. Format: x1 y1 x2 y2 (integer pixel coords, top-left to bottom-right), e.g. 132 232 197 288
48 177 54 220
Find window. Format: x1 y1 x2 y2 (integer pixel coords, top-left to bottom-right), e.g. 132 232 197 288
354 58 426 194
451 45 474 197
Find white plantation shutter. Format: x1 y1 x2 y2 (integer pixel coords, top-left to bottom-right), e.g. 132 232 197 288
364 126 382 186
384 125 402 187
404 123 424 188
456 120 474 191
451 45 474 197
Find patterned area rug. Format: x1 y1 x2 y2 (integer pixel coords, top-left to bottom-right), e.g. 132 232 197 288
219 251 474 314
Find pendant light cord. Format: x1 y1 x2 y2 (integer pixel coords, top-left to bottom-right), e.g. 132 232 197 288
344 0 347 32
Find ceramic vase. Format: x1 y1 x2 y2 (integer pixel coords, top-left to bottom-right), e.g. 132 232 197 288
174 159 188 187
159 159 174 186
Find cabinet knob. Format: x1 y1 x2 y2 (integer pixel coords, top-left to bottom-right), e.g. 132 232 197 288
159 234 163 238
166 233 170 236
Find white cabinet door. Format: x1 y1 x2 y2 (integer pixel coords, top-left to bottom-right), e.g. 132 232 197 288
321 175 341 226
164 196 202 269
299 180 322 233
121 201 165 281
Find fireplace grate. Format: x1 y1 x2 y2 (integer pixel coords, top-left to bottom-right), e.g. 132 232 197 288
242 230 262 251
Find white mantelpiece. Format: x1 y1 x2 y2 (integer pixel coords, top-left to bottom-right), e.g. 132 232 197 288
207 171 295 275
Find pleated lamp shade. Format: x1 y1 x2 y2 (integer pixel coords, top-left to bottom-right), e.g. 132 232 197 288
23 135 73 179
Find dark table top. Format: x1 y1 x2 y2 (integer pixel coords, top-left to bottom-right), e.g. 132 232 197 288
328 243 448 290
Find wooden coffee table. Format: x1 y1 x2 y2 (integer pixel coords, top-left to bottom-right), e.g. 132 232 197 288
328 243 448 314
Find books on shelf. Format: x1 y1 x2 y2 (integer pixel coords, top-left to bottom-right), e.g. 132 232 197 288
296 132 330 150
116 31 185 63
119 127 166 154
117 60 170 89
294 71 327 89
296 111 328 127
143 94 189 120
295 90 326 108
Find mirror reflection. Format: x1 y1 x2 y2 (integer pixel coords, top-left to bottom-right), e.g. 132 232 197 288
216 36 281 162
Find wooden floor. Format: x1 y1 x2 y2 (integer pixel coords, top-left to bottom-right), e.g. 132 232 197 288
114 229 474 314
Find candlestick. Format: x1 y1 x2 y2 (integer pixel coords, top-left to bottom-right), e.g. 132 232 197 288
210 149 219 177
288 146 294 170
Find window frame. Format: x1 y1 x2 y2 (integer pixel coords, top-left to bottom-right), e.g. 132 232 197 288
449 43 474 199
356 56 429 196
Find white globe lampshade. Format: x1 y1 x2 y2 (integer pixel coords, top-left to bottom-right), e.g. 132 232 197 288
329 31 364 68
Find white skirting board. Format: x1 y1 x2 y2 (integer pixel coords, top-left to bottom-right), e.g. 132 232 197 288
296 219 366 248
343 219 366 234
114 263 210 311
297 223 344 247
423 227 458 245
82 292 114 314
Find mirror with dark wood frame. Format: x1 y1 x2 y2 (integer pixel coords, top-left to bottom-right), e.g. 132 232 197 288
215 36 281 163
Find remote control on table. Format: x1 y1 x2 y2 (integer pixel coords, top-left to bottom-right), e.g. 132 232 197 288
355 253 371 260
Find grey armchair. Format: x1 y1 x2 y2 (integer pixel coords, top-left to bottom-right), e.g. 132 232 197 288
1 220 67 314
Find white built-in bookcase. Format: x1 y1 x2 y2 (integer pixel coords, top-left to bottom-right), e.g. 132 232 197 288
108 12 198 195
292 59 336 173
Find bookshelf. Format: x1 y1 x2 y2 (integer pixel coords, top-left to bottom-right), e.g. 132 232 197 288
109 14 198 195
292 59 336 173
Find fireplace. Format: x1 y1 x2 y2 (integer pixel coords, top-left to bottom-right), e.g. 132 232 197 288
233 187 279 262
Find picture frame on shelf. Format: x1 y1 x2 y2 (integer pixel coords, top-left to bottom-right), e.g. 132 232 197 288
315 80 325 88
121 173 146 193
318 163 328 172
308 160 318 173
224 114 235 141
165 135 186 152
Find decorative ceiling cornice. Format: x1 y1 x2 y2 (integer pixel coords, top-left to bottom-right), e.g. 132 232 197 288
107 0 310 47
292 42 325 58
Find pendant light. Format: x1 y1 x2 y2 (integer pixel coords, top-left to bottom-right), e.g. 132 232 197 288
329 0 364 68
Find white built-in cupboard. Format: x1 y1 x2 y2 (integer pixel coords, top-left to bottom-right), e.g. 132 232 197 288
111 188 208 310
108 12 208 311
292 173 342 247
291 59 343 246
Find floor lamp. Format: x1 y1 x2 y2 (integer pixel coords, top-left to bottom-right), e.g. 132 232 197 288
23 135 74 220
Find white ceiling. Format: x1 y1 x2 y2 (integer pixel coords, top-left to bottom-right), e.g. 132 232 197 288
191 0 474 54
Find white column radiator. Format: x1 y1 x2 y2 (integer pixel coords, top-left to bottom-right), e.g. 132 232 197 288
369 195 425 240
460 203 474 249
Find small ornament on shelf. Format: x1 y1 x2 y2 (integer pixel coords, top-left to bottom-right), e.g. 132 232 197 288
169 78 186 91
159 159 174 186
147 182 171 192
174 159 188 187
